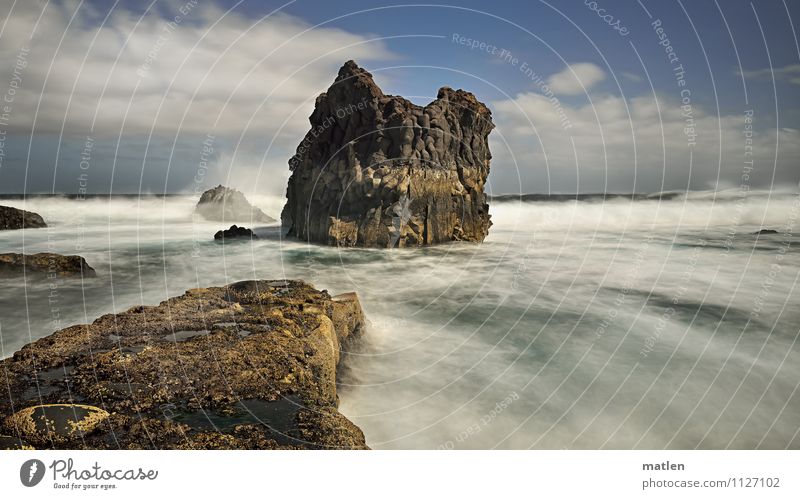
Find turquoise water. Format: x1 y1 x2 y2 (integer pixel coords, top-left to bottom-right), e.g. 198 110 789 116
0 190 798 449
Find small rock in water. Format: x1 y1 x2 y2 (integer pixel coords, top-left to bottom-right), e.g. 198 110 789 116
0 205 47 230
214 225 258 241
753 229 779 235
0 252 97 278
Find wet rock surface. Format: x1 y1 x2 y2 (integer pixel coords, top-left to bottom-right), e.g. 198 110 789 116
0 205 47 230
196 185 275 223
0 253 97 278
282 60 495 247
0 280 368 449
0 434 34 449
214 225 257 241
6 404 110 446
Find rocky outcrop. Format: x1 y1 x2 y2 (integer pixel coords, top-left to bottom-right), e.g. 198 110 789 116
0 280 368 449
5 404 110 447
282 60 494 248
0 205 46 230
214 225 257 241
0 253 97 278
196 185 275 223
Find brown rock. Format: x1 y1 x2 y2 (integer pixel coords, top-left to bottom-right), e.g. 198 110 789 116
0 253 97 278
0 280 368 449
282 60 494 247
4 404 110 446
0 205 46 230
214 225 257 241
0 434 34 449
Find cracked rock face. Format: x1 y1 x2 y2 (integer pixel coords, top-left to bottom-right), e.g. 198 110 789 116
281 61 494 247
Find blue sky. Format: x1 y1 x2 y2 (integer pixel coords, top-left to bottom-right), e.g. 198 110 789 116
0 0 798 195
280 0 799 112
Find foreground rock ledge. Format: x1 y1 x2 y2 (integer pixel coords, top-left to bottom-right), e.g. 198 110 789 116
0 280 368 449
282 60 494 248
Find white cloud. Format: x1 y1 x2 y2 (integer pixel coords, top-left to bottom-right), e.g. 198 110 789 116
488 90 800 193
546 62 606 95
622 71 643 83
1 3 796 196
0 1 394 139
739 63 800 85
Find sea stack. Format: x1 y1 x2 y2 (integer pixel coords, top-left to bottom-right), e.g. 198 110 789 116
196 185 275 223
281 60 494 247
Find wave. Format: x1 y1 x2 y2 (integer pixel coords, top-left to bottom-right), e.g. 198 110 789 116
0 194 285 226
489 189 798 234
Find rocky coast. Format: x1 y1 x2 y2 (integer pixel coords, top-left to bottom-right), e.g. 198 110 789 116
0 280 368 449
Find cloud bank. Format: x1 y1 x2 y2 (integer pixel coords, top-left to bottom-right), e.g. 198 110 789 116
489 90 799 194
0 1 393 138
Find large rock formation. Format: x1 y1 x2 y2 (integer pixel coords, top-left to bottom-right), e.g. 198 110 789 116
282 61 494 247
196 185 275 223
0 205 46 230
0 280 368 449
0 253 97 278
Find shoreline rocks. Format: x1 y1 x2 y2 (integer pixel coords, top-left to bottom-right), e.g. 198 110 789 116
0 280 368 449
196 185 275 223
281 60 494 248
214 225 257 241
0 205 47 230
0 253 97 278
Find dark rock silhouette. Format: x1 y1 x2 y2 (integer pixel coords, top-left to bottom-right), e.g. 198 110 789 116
196 185 275 223
0 253 96 278
753 229 779 235
1 280 368 449
214 225 257 241
282 60 494 247
0 206 46 230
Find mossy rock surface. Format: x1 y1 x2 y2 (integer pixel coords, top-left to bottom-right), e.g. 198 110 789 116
0 280 368 449
5 404 110 446
0 434 35 450
0 252 96 278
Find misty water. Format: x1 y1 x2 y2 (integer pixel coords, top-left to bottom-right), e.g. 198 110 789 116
0 190 798 449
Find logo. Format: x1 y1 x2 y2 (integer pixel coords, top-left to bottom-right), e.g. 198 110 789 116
20 459 45 487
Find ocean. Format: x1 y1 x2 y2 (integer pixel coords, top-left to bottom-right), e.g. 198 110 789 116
0 190 798 449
